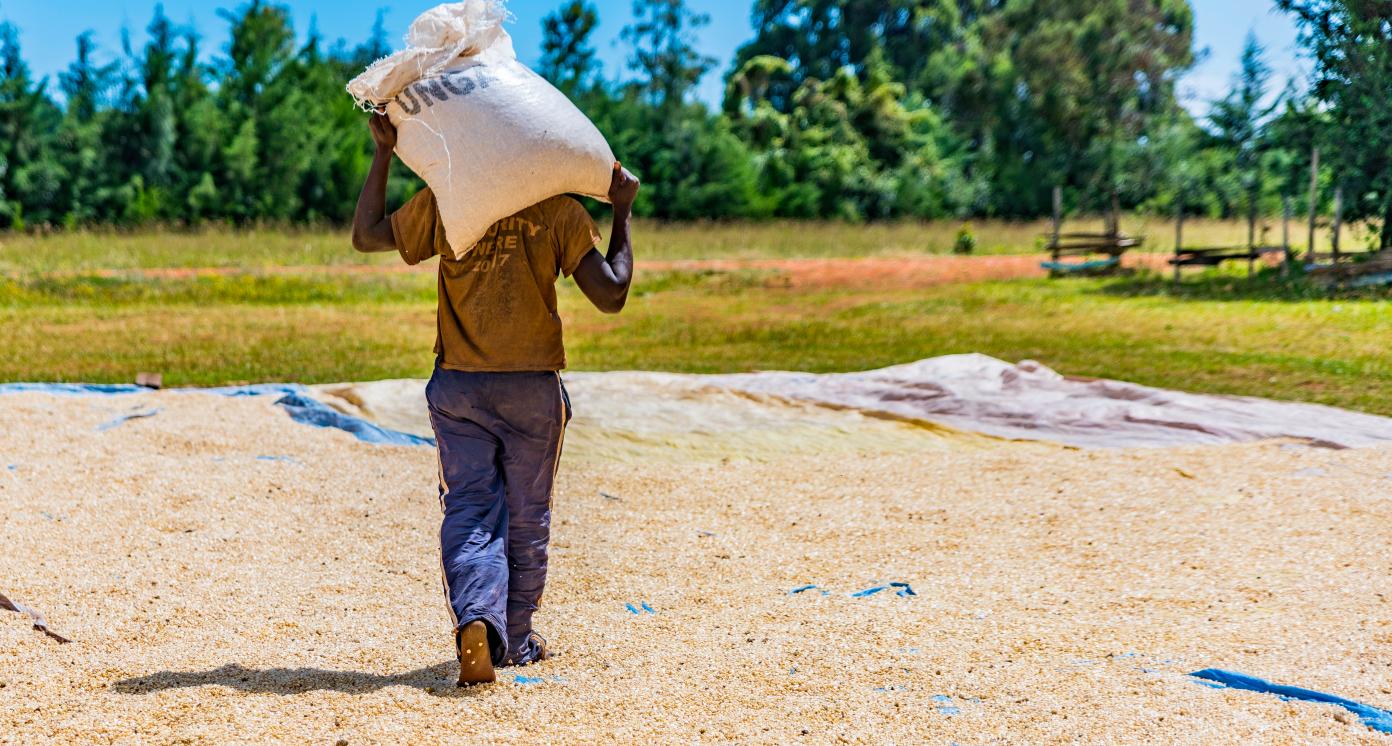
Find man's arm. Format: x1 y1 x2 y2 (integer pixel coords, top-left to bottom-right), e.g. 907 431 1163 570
351 115 398 253
573 164 640 314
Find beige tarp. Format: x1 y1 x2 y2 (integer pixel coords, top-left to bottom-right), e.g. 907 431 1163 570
312 355 1392 451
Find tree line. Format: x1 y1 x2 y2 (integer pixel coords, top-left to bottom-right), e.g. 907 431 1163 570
0 0 1382 239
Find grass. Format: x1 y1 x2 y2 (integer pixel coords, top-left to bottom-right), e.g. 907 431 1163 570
3 222 1390 414
1 214 1366 273
569 275 1392 415
3 253 1392 415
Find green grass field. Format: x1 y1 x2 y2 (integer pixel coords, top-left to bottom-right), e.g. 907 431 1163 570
0 213 1362 272
3 221 1391 415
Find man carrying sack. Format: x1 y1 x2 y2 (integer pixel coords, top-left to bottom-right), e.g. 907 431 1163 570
351 113 640 686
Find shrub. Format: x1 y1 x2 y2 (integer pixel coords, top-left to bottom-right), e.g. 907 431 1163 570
953 224 976 255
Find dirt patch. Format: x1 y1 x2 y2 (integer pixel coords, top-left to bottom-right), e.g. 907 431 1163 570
646 254 1171 290
23 254 1175 291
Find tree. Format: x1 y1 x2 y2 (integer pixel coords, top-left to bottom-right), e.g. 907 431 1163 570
736 1 986 91
540 0 600 95
1277 0 1392 248
55 32 119 225
212 1 305 221
996 0 1195 223
59 32 116 122
0 22 63 228
621 0 716 114
0 0 1275 229
1264 87 1328 217
354 10 392 68
129 6 181 210
1205 33 1276 219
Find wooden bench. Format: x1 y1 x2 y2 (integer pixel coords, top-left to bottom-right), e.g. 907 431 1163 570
1042 232 1143 276
1169 246 1284 268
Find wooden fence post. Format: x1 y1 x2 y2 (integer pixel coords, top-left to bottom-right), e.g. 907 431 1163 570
1051 185 1062 264
1332 185 1343 263
1173 200 1184 284
1307 147 1319 265
1247 192 1258 277
1282 196 1292 275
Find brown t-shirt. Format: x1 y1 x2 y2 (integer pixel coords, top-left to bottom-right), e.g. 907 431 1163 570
391 188 602 372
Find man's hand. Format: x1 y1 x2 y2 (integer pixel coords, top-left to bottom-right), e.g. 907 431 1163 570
369 114 398 152
353 114 399 253
608 163 640 213
574 162 639 314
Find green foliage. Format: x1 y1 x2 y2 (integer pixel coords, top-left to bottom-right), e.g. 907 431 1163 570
0 0 1375 230
953 225 976 255
620 0 715 114
8 247 1392 415
540 0 600 96
1278 0 1392 247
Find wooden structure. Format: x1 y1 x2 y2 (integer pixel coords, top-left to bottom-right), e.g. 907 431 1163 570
1308 250 1392 287
1304 185 1392 287
1305 185 1348 267
1041 187 1144 276
1169 197 1285 281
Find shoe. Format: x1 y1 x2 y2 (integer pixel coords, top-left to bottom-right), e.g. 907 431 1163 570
527 631 549 662
456 620 496 687
506 631 549 667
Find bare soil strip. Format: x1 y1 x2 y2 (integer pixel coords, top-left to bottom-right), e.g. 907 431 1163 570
19 254 1175 289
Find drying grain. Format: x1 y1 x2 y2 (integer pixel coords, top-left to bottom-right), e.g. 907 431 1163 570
1 389 1390 743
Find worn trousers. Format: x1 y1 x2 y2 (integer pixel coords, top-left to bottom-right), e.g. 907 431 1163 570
425 365 570 666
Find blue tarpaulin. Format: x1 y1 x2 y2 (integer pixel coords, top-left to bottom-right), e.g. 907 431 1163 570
0 383 145 395
1190 669 1392 734
0 382 432 447
272 392 434 447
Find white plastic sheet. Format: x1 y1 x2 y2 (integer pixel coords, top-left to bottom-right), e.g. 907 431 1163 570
310 355 1392 450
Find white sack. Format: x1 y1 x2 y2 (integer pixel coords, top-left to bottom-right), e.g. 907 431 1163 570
347 1 615 259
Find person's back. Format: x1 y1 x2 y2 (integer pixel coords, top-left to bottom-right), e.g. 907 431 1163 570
351 114 640 686
391 189 604 372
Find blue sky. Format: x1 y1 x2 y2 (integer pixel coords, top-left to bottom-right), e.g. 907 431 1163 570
4 0 1304 114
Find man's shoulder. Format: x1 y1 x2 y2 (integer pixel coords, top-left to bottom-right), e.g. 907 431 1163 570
402 186 438 213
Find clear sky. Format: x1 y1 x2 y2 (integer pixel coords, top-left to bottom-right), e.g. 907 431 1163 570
4 0 1304 115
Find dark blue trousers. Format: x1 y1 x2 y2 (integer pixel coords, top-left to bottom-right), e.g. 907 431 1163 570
425 366 570 666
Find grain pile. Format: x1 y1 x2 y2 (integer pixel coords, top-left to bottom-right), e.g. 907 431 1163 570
2 387 1391 744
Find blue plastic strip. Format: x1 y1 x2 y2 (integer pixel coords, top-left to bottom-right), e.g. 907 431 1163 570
1347 272 1392 289
0 383 145 395
1190 669 1392 734
933 694 960 715
193 384 303 397
788 584 819 594
852 582 917 598
1041 258 1121 273
0 382 432 447
96 408 160 432
851 586 887 597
